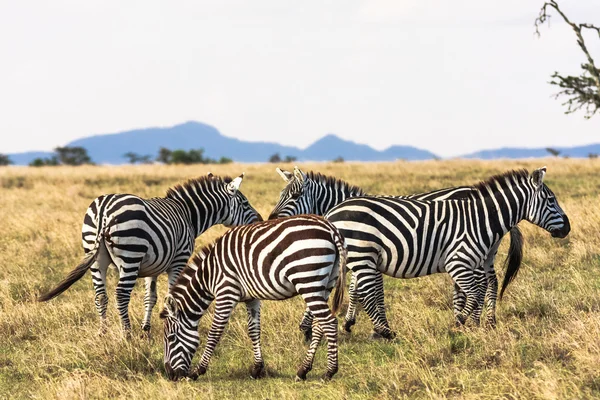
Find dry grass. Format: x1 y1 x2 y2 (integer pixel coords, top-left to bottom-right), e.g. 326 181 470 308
1 159 599 399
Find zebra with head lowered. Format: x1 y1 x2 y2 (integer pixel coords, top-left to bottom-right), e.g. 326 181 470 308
38 173 262 334
160 214 347 381
322 167 569 338
268 167 524 339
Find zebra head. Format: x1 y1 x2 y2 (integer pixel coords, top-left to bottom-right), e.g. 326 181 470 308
160 294 201 381
221 173 263 226
525 167 570 238
268 166 313 219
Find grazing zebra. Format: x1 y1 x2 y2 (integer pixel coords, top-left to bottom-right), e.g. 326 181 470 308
160 214 347 381
38 173 262 334
268 167 523 339
321 167 569 338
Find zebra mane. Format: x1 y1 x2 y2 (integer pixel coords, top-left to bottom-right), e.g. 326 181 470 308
306 171 366 196
190 242 215 266
172 242 216 290
166 175 233 199
472 169 530 197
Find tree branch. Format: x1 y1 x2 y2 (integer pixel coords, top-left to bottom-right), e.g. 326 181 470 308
535 1 600 118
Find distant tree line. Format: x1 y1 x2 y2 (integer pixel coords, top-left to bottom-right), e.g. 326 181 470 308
30 147 93 167
152 147 232 165
21 146 235 167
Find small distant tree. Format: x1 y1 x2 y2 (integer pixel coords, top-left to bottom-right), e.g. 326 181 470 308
170 149 206 164
269 153 282 163
55 146 92 166
588 153 598 159
157 147 172 164
284 155 297 163
29 156 59 167
535 1 600 118
545 147 561 157
332 156 344 163
218 156 233 164
0 154 12 166
124 152 153 164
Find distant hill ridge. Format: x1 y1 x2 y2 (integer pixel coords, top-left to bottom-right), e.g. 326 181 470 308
6 121 600 165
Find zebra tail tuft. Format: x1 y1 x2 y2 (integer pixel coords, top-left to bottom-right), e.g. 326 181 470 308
499 226 524 300
38 236 104 302
330 233 348 316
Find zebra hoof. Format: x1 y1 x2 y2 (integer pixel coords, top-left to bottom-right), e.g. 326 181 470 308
369 330 395 340
343 319 356 333
195 366 207 376
322 368 337 381
455 314 467 326
140 325 151 339
487 318 497 329
187 370 199 381
250 363 265 379
296 366 310 381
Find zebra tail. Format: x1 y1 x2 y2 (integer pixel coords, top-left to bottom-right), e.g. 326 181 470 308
38 236 104 302
499 226 524 300
330 233 348 316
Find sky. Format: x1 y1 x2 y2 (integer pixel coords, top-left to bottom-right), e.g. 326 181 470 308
0 0 598 158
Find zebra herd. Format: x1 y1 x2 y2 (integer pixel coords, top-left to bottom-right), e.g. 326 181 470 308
38 166 570 382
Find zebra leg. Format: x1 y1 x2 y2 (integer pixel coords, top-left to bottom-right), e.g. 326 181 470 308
194 298 237 376
245 299 265 379
114 261 141 333
447 261 479 326
355 269 394 339
299 309 314 343
91 237 112 334
468 267 487 326
343 273 359 333
452 283 466 318
298 297 339 381
91 260 109 335
484 265 499 328
297 318 324 381
141 276 158 334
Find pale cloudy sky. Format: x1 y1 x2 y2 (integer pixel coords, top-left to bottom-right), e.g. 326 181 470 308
0 0 598 157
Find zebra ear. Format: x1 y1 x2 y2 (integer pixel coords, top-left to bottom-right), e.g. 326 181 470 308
276 168 293 183
227 173 244 193
293 166 306 184
160 294 178 319
531 167 546 188
207 172 214 178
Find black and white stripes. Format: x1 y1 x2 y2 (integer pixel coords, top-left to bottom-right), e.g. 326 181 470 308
38 173 262 333
160 215 347 381
327 168 569 337
268 167 525 337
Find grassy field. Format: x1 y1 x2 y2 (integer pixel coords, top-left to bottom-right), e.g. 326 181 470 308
1 159 599 399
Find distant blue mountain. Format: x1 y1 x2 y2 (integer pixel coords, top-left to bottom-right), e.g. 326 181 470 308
5 121 599 165
461 144 600 159
6 121 437 165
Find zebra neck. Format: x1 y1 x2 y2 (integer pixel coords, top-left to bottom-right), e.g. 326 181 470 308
171 190 227 238
482 188 528 237
313 182 365 216
175 287 214 325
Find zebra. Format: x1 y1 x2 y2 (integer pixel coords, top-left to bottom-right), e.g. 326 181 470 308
321 167 569 338
38 173 262 334
160 214 347 381
268 167 523 339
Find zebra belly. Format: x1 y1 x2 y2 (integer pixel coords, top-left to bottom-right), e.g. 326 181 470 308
332 217 451 279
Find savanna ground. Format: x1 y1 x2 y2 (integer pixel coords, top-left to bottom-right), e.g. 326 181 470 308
1 159 599 399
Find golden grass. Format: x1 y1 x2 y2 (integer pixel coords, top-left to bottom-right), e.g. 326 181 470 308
1 159 599 399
